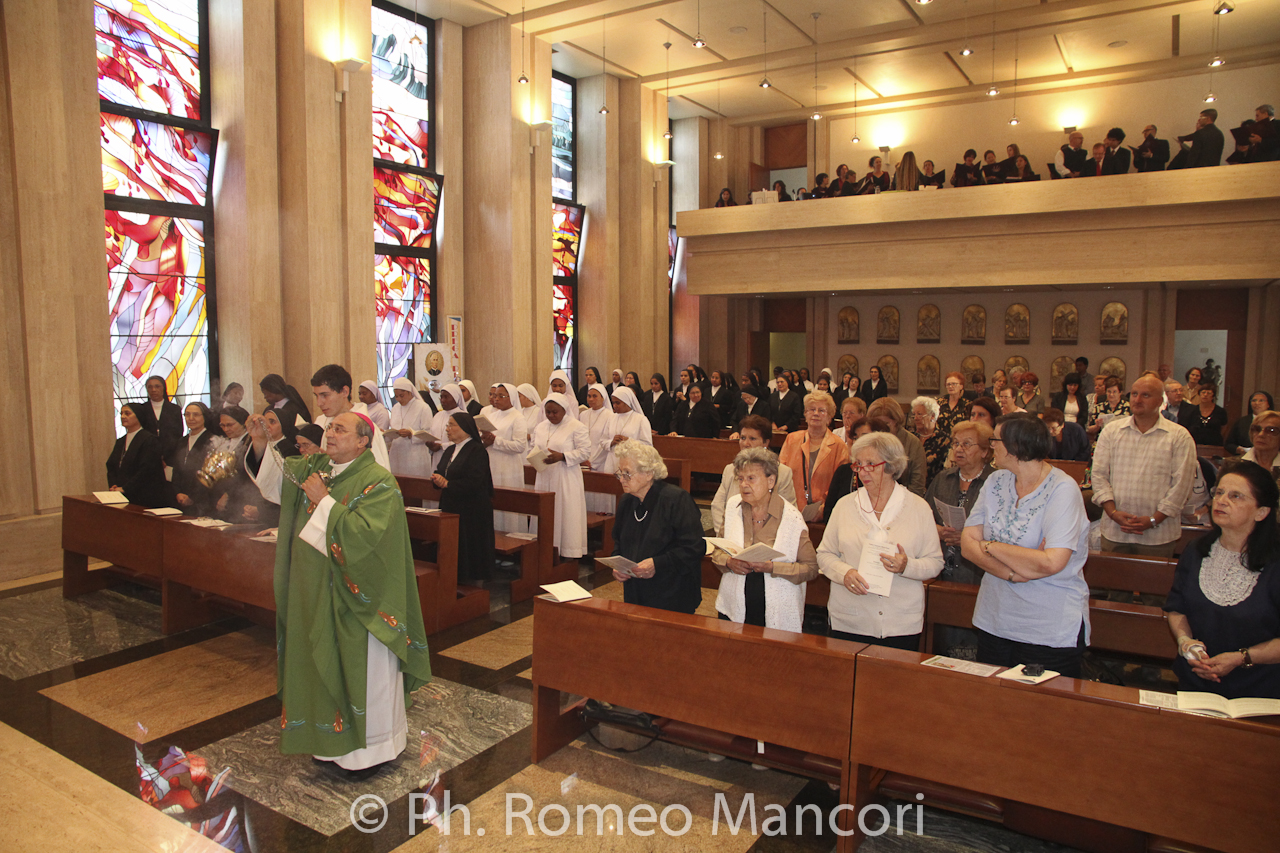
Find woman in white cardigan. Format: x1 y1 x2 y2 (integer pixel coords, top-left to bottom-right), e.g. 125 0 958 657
713 447 818 632
817 431 944 649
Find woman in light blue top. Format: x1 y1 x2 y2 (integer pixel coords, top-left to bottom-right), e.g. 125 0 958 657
960 415 1091 677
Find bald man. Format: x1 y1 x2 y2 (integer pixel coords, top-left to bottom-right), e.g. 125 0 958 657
1090 374 1197 557
1054 131 1088 178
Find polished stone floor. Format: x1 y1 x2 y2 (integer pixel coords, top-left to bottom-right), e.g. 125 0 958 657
0 560 1117 853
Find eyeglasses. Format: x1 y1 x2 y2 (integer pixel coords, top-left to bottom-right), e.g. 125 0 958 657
852 460 888 473
989 437 1004 444
953 440 980 451
614 470 635 481
1212 488 1255 504
1250 425 1280 436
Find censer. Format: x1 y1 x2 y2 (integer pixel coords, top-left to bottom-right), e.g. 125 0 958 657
197 449 240 488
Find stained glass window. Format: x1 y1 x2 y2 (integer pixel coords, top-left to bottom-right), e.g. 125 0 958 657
372 3 431 170
106 214 209 407
95 0 202 121
552 73 575 201
98 0 214 435
372 1 437 395
552 202 583 277
101 113 213 206
553 282 576 375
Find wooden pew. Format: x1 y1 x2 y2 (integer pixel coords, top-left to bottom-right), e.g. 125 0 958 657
62 495 166 597
652 434 742 478
922 580 1177 660
849 645 1280 853
1049 459 1089 485
398 474 563 604
1083 550 1176 601
531 595 866 847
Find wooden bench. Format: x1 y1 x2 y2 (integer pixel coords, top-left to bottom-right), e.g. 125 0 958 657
922 579 1177 659
398 474 562 604
531 595 866 846
62 495 166 597
1084 550 1177 602
652 435 743 478
849 645 1280 853
1049 459 1089 485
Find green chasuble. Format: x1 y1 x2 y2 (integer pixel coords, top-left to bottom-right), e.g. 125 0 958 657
273 449 432 757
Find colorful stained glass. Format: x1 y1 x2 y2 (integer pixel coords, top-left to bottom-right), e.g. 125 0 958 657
375 254 432 389
552 76 575 200
372 5 430 169
95 0 201 120
102 112 211 206
374 168 439 248
105 212 207 411
552 203 584 278
553 282 576 373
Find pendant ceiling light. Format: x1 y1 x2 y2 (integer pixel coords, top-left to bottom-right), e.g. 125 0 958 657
1008 33 1020 125
410 0 422 45
759 5 771 88
517 2 528 84
959 0 973 55
663 41 673 138
599 15 609 114
713 80 724 159
809 12 822 121
850 55 860 143
693 0 706 48
986 19 999 96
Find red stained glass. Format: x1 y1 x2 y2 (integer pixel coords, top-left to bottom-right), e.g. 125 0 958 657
375 254 431 390
95 0 201 120
105 213 207 407
553 281 575 373
374 168 439 248
552 203 584 278
102 112 211 206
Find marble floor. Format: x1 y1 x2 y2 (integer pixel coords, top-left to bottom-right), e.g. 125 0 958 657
0 561 1115 853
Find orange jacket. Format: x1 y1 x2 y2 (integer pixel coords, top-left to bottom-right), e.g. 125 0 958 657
779 428 846 511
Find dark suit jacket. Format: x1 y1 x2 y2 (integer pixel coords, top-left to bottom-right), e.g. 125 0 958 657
105 430 171 508
1101 146 1131 175
615 481 705 614
857 380 889 406
771 390 804 433
673 401 719 438
1134 138 1170 171
135 399 183 462
1186 124 1225 168
1079 158 1106 177
1050 422 1092 462
643 391 674 435
170 430 214 515
731 397 772 431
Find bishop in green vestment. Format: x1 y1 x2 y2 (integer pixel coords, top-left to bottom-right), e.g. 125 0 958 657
252 411 432 769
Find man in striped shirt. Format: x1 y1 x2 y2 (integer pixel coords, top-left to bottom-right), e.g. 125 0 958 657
1091 373 1197 557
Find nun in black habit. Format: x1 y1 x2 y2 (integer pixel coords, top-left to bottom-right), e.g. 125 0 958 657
432 412 496 584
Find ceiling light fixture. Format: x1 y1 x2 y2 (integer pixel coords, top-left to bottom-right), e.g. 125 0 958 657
960 0 973 56
663 41 673 138
517 2 528 83
759 4 771 88
712 79 724 159
851 53 860 143
1208 10 1225 68
1203 91 1217 102
1213 0 1234 14
1008 33 1019 125
986 17 999 96
599 15 609 114
409 0 422 45
810 12 822 121
693 0 707 48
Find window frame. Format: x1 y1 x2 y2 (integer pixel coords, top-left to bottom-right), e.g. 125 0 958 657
551 70 577 203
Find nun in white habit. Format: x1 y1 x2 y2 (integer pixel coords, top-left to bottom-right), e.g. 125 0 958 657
579 383 614 513
594 386 654 514
358 380 392 430
530 392 590 560
484 382 528 532
517 383 543 439
387 377 434 477
546 369 573 399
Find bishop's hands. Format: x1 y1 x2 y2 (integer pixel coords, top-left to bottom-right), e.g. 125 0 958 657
302 473 330 504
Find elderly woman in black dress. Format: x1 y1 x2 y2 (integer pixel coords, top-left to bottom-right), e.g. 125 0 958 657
432 412 496 584
106 403 170 508
610 440 704 614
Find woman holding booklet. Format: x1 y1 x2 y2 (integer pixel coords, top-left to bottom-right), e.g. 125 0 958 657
817 432 944 649
712 447 819 632
609 441 704 614
1164 460 1280 699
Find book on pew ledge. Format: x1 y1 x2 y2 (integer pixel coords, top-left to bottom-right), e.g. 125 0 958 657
145 507 184 517
921 655 1001 677
704 538 785 563
93 490 130 505
540 580 592 602
505 532 538 541
596 555 639 577
996 664 1060 684
186 517 233 529
526 448 555 472
406 506 441 515
1176 692 1280 719
251 528 278 542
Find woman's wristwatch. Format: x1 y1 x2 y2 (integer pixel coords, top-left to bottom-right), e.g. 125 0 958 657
1240 647 1254 668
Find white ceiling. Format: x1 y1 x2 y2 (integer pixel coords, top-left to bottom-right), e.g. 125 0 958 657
396 0 1280 123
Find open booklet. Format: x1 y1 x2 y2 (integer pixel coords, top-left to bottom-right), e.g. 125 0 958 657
1176 692 1280 719
473 415 496 434
933 498 967 531
383 429 438 444
596 555 639 578
93 490 130 505
704 538 786 563
526 447 554 472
